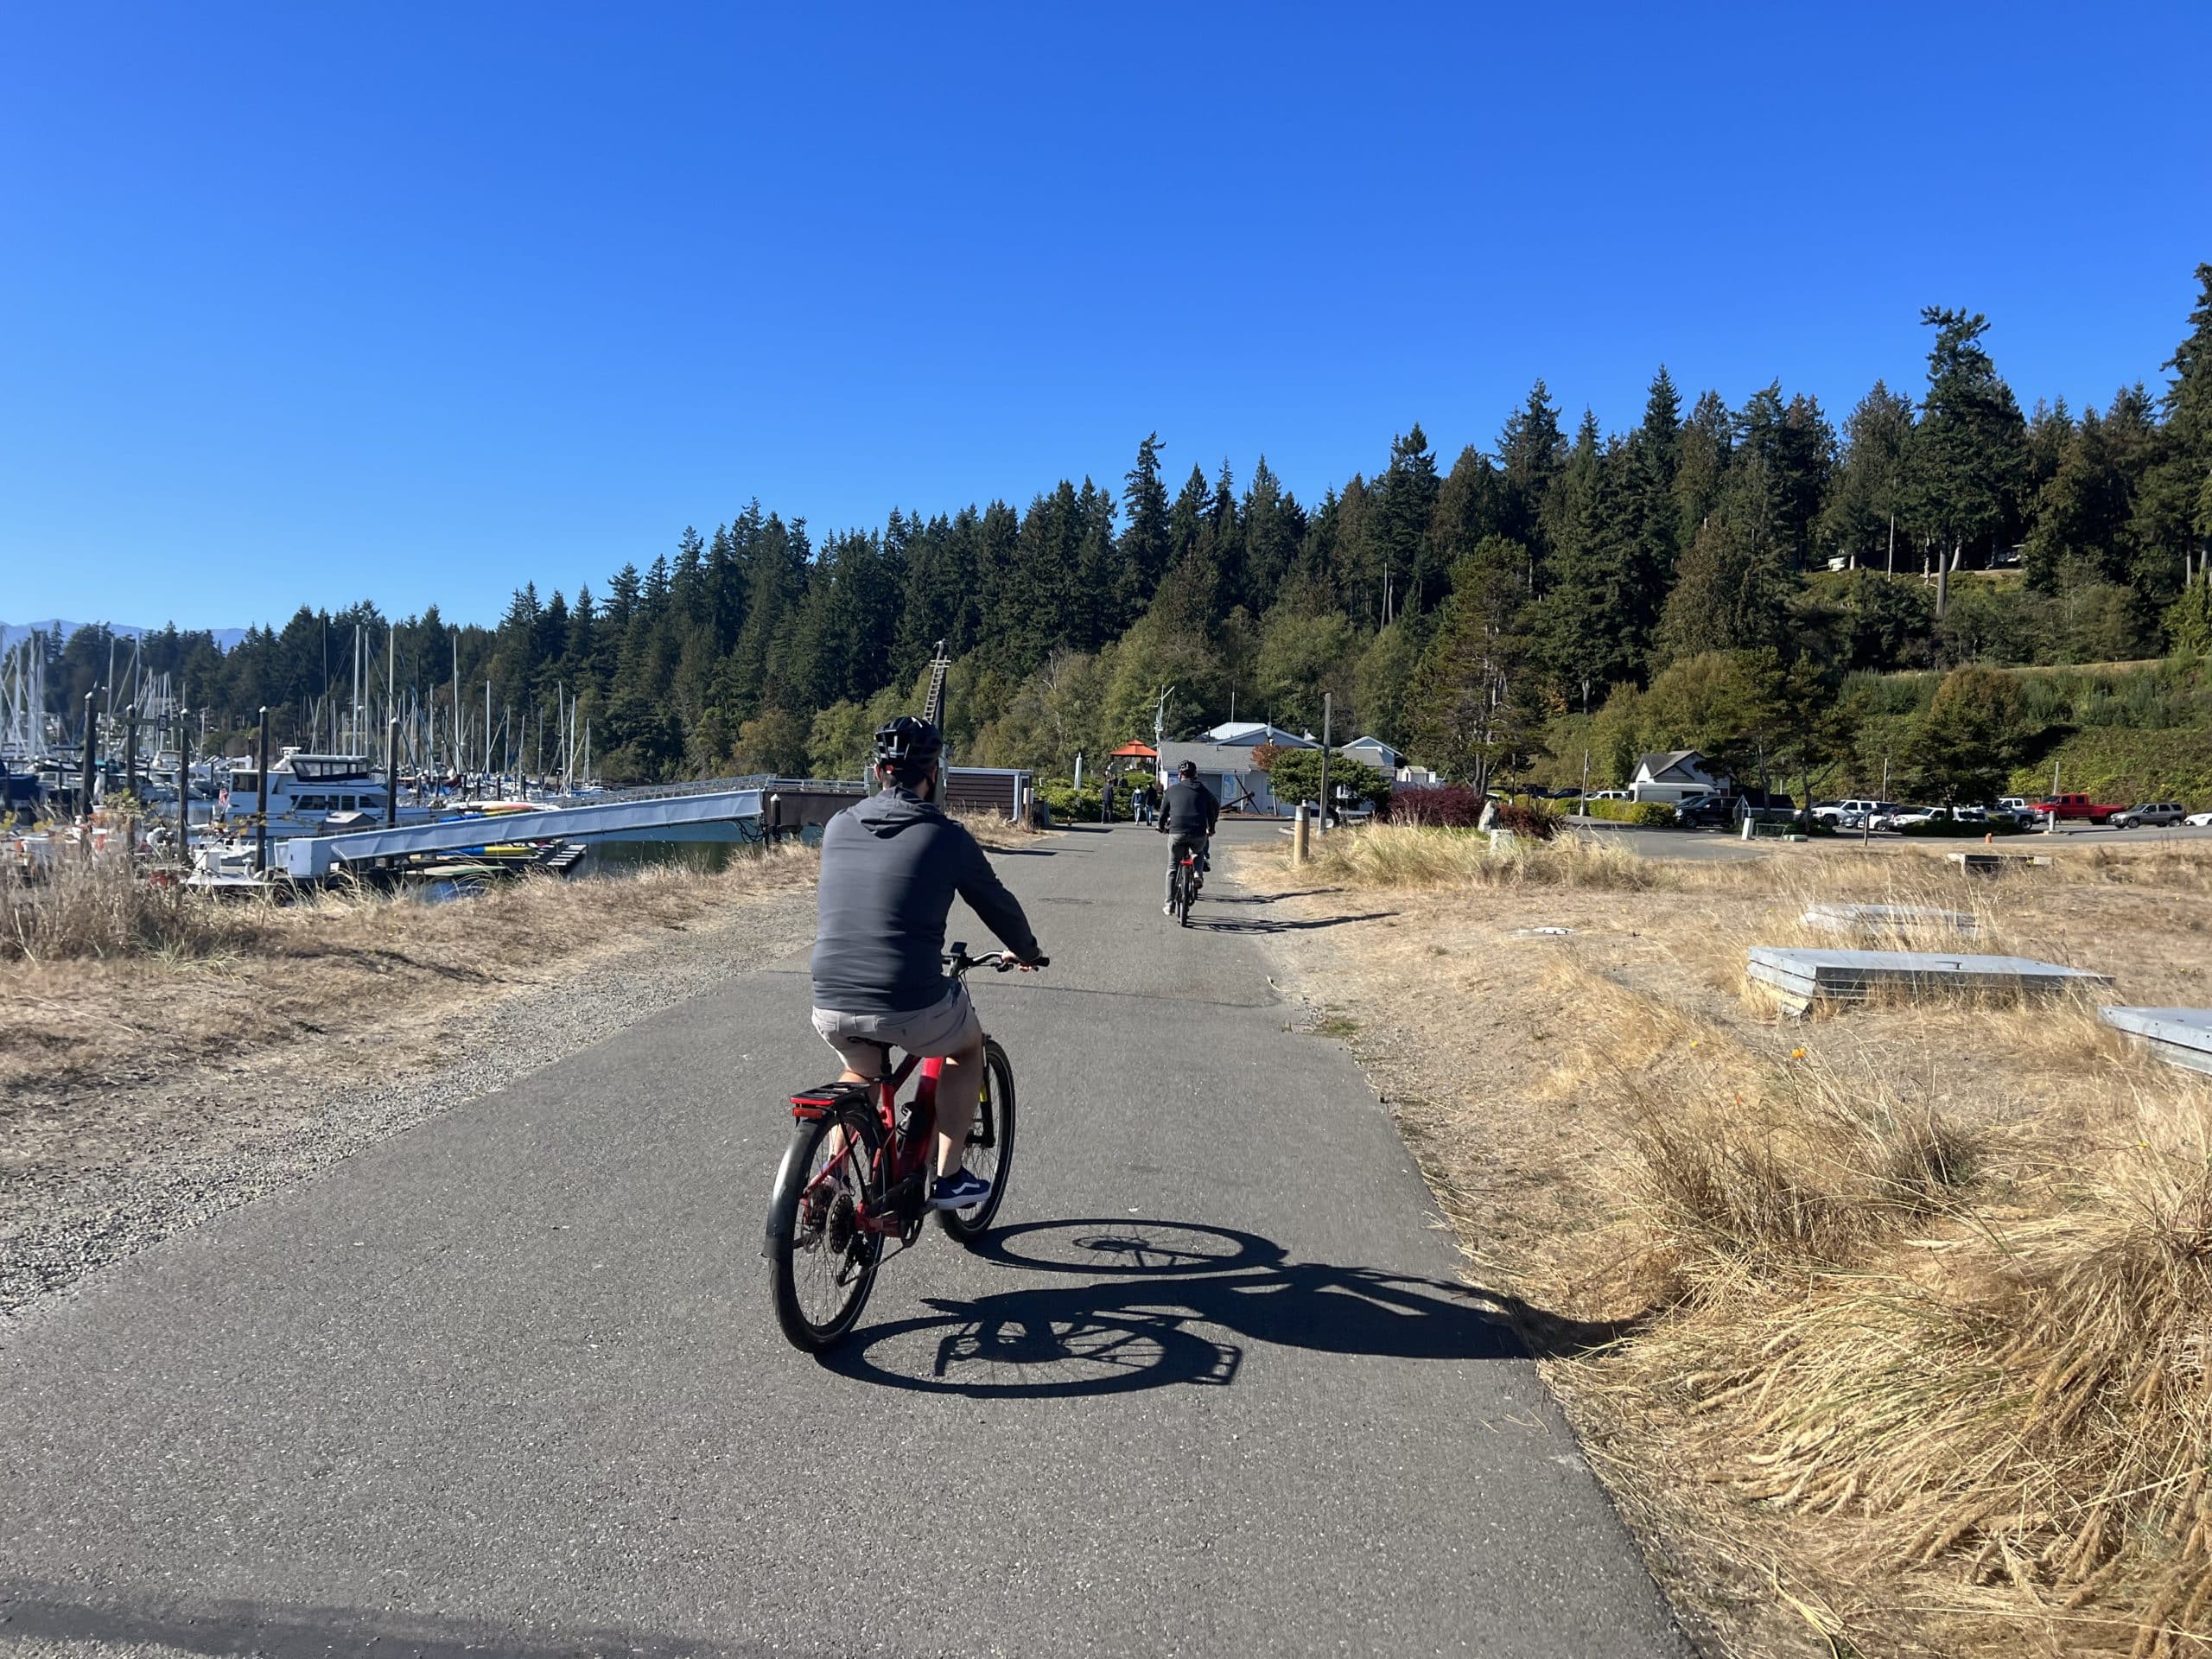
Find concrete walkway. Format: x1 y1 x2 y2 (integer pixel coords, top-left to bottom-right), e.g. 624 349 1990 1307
2 820 1684 1657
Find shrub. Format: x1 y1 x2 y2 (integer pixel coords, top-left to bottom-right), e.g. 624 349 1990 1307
1584 798 1679 828
1039 781 1102 823
1491 801 1559 841
1380 785 1486 829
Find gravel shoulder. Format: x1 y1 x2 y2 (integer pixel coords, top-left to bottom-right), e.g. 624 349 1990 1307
1 869 817 1324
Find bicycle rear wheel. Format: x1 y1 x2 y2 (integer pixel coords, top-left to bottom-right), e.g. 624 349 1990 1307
1176 862 1194 926
765 1102 883 1351
939 1039 1016 1243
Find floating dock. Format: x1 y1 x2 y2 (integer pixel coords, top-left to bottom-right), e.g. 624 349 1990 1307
2097 1007 2212 1075
1747 945 2112 1015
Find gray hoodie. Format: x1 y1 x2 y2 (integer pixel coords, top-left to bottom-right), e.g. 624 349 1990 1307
809 786 1042 1015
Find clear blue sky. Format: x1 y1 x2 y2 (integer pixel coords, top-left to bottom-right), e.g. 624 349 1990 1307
3 3 2207 631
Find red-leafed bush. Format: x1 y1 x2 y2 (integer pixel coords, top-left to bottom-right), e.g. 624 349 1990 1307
1380 785 1486 829
1491 801 1560 841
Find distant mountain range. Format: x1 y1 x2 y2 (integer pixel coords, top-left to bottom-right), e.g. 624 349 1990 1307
0 619 249 653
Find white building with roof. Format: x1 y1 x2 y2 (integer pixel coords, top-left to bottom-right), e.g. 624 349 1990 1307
1629 749 1731 804
1201 721 1317 749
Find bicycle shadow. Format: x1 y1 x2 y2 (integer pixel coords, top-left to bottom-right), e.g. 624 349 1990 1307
819 1219 1624 1398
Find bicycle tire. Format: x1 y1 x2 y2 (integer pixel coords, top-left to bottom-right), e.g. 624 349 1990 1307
765 1101 883 1352
940 1038 1016 1243
1176 861 1194 927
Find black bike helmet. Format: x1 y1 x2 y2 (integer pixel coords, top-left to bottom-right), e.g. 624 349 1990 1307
1177 760 1198 779
873 715 944 775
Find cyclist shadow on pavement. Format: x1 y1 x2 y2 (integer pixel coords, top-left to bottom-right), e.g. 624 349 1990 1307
819 1219 1628 1398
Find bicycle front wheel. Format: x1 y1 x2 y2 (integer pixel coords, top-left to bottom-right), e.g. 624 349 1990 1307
766 1102 882 1351
940 1038 1016 1243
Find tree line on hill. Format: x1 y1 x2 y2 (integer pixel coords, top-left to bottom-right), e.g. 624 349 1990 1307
31 264 2212 799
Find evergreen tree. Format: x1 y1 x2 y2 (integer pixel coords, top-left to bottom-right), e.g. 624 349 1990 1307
1906 307 2031 569
1655 464 1798 664
1241 456 1306 613
1535 412 1639 703
1370 423 1441 620
1673 389 1733 551
1120 433 1173 612
1497 383 1565 576
1623 368 1683 626
1823 381 1916 571
1414 537 1544 793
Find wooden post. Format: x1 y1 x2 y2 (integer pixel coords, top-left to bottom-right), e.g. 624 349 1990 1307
1292 804 1310 867
254 705 271 877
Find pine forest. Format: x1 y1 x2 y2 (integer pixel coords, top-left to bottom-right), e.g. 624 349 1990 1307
35 264 2212 805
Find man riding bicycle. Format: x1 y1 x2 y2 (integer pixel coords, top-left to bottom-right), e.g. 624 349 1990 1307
810 716 1044 1211
1155 759 1219 914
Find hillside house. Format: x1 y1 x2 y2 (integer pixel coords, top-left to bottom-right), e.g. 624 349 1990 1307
1629 749 1730 804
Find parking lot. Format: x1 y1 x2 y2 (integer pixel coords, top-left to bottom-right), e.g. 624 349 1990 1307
1564 813 2212 856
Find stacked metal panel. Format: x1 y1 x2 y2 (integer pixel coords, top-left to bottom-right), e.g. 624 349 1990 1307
1799 903 1978 938
1747 946 2113 1015
2097 1007 2212 1075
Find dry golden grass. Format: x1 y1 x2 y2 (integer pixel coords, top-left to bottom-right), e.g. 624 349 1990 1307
1237 824 2212 1657
957 809 1050 849
1301 821 1666 890
0 843 819 1103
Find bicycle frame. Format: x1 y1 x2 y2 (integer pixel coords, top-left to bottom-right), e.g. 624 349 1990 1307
789 1049 944 1237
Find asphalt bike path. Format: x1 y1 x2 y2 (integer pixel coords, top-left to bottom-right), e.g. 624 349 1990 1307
1 820 1685 1657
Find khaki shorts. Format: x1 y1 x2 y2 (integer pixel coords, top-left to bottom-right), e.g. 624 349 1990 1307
811 982 982 1078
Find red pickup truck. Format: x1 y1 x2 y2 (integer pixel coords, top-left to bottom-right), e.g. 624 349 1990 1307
2029 792 2126 823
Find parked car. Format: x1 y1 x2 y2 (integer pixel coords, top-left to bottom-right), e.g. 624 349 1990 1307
2109 802 2187 829
2029 791 2126 824
1675 791 1735 828
2185 809 2212 828
1995 796 2044 825
1889 805 1943 829
1821 798 1902 828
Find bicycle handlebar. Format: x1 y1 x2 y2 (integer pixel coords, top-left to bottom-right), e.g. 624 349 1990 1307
944 944 1048 974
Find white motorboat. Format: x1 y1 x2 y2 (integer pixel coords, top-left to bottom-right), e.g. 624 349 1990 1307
220 749 438 837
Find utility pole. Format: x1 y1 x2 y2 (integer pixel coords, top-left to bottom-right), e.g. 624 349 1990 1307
1319 691 1333 834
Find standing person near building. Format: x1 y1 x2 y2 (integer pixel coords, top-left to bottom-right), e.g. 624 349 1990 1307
1102 777 1117 825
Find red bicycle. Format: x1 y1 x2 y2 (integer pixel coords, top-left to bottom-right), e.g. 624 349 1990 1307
764 944 1039 1352
1170 841 1207 927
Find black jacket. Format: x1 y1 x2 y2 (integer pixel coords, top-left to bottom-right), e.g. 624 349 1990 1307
810 786 1041 1014
1156 779 1220 839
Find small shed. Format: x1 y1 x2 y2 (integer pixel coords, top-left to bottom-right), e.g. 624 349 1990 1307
944 766 1033 823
